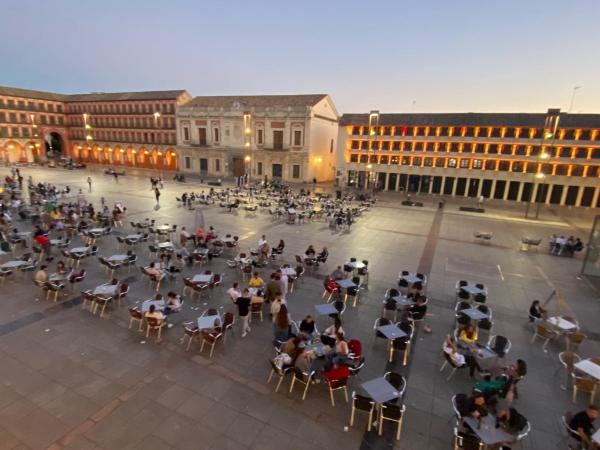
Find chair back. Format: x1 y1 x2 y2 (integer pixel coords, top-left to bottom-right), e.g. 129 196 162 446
223 312 234 328
348 339 362 359
251 302 262 312
458 289 470 299
353 392 374 412
129 308 143 320
380 403 404 420
491 335 508 356
146 317 162 328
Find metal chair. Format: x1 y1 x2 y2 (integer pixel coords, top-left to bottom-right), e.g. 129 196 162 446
349 391 375 431
267 359 292 392
378 403 405 441
530 322 558 351
572 373 597 403
289 368 315 400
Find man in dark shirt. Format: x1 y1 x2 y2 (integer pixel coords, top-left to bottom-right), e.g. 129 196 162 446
235 288 251 338
570 405 598 449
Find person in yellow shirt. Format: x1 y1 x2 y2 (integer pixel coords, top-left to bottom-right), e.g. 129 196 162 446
248 272 264 288
458 324 478 346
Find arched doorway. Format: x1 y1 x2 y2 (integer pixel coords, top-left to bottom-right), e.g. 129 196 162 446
45 132 64 159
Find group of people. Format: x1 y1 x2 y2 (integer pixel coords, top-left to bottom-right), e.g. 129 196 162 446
549 234 584 257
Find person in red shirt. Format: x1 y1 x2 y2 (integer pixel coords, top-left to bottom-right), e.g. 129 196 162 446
34 234 53 261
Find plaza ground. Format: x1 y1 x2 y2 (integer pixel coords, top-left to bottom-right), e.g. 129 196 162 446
0 166 598 450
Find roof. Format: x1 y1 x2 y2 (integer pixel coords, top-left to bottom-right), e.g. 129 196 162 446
183 94 329 109
0 86 66 102
0 86 188 103
65 90 188 102
340 113 600 129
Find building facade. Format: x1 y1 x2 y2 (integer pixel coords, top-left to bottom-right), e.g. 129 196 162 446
176 95 338 182
337 111 600 208
0 86 191 170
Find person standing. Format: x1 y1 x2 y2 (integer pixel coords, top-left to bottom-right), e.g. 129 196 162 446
154 187 161 204
87 176 92 192
113 172 118 183
235 288 252 338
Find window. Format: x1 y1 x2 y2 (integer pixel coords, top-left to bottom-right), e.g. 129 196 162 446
359 154 368 163
424 157 433 167
498 161 510 171
183 127 190 141
213 128 220 143
22 128 30 137
293 130 302 146
472 159 483 169
448 158 457 168
184 156 191 169
330 139 334 153
257 162 263 175
459 159 470 168
292 164 300 178
380 155 389 164
412 157 421 166
257 129 264 145
215 159 221 172
350 154 359 163
273 130 283 149
369 155 378 163
11 127 19 137
198 128 207 146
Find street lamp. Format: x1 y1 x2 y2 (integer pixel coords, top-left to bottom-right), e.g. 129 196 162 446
525 108 560 219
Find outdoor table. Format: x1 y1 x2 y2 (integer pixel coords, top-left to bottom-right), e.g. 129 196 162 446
547 316 578 332
89 228 106 235
107 254 129 262
361 377 401 404
399 273 421 284
194 248 210 255
336 279 357 289
574 359 600 380
473 346 498 361
376 324 407 340
157 242 174 249
314 303 338 316
348 261 366 270
197 314 221 330
462 284 485 295
281 267 296 277
125 234 142 241
50 239 64 246
155 225 171 232
235 257 252 265
390 295 415 308
463 415 516 446
141 299 166 312
460 308 489 321
70 247 89 255
218 236 234 244
49 273 67 282
192 274 213 284
305 342 328 357
93 284 119 296
0 260 27 269
288 208 296 214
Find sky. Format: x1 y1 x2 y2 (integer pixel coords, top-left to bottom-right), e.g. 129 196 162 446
1 0 599 114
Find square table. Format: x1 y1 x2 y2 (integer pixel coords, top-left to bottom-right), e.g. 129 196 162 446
376 324 407 340
574 359 600 380
0 260 27 269
463 416 516 446
460 308 489 321
547 316 578 332
390 296 415 308
156 225 171 232
305 343 328 357
49 273 67 282
314 303 338 316
126 234 142 240
158 242 174 249
348 261 366 270
70 247 90 254
218 236 234 244
89 228 106 234
336 279 357 289
194 248 210 255
462 284 485 295
108 255 129 263
50 239 64 246
193 274 213 284
474 346 498 361
197 315 221 330
400 273 421 284
141 299 166 312
361 377 401 404
93 284 119 296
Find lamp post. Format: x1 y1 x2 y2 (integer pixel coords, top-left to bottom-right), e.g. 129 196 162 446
568 86 581 113
525 108 560 219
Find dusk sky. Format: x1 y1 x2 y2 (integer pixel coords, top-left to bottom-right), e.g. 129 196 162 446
2 0 599 114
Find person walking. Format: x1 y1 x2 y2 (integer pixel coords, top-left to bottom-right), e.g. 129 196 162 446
113 172 118 183
87 176 92 192
235 288 252 338
154 187 161 204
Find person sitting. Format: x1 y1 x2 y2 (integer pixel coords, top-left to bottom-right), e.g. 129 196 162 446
179 227 193 246
9 228 27 248
56 260 68 275
248 272 265 288
316 246 328 263
569 405 599 450
299 315 316 338
280 336 303 360
165 291 183 314
458 324 478 346
330 266 345 281
35 265 48 283
323 361 350 384
465 393 489 419
294 348 317 374
274 239 285 254
305 245 316 258
144 304 165 322
443 335 487 378
528 300 547 322
145 262 164 281
321 317 344 347
496 406 529 434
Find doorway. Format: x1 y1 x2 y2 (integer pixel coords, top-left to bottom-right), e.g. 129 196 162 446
232 158 245 177
272 163 283 178
44 132 63 159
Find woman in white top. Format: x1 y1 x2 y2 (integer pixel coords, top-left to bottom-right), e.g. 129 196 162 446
442 335 486 378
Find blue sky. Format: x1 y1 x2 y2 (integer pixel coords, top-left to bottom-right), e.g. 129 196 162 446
2 0 598 113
